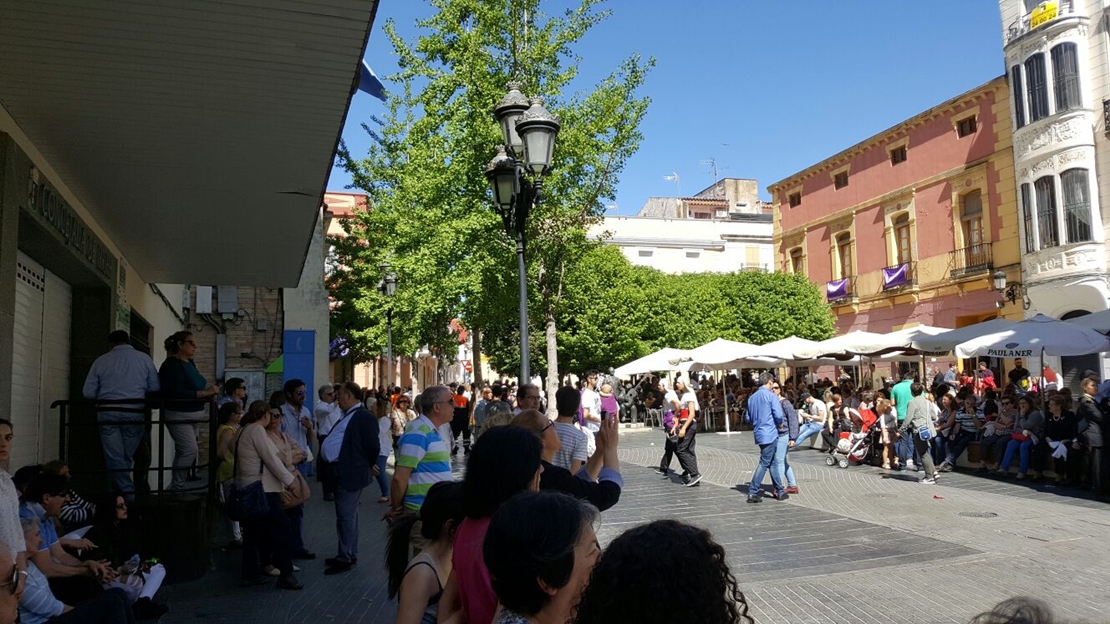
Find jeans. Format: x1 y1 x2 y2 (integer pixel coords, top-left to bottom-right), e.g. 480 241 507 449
164 409 203 490
912 436 937 479
931 434 949 465
334 486 364 563
675 420 699 477
374 455 390 497
773 433 796 488
944 433 976 465
796 422 823 446
1001 438 1036 474
242 492 292 580
749 440 784 497
897 427 919 465
98 410 145 497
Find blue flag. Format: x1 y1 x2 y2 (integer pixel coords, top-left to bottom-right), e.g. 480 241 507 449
358 60 387 101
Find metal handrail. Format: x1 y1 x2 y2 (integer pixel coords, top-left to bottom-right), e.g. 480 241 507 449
949 244 993 279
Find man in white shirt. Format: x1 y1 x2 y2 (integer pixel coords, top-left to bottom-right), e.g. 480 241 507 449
795 392 827 448
581 371 602 435
280 379 316 560
314 384 341 501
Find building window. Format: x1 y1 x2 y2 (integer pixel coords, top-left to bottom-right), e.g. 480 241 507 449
685 251 700 258
1051 43 1081 113
1061 168 1093 243
788 192 801 208
835 233 853 279
1021 183 1036 253
789 247 804 274
890 145 907 165
833 171 849 190
892 213 912 265
956 115 978 138
1026 53 1049 122
1011 65 1025 129
637 249 654 258
692 211 711 220
961 190 985 257
1034 175 1059 249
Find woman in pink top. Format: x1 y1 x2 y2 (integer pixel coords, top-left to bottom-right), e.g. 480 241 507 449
436 426 543 624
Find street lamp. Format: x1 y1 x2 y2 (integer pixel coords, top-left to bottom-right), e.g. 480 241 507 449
485 82 561 383
992 270 1029 310
378 261 397 388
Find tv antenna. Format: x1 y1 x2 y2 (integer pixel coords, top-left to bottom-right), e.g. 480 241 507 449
663 171 681 197
699 158 728 189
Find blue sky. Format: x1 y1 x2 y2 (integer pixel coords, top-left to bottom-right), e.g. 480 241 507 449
330 1 1005 214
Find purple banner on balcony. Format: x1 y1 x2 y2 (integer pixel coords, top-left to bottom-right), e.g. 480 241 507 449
882 263 910 289
827 278 849 301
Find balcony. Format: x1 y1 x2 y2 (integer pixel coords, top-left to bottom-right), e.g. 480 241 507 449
1006 0 1077 44
826 276 855 304
740 263 770 272
949 244 993 280
881 261 916 291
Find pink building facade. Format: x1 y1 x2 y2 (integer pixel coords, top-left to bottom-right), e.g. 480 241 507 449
769 77 1024 340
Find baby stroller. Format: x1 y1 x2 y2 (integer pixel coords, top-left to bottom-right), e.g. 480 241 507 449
825 408 878 469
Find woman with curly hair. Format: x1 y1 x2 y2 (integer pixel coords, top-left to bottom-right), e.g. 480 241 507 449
573 519 754 624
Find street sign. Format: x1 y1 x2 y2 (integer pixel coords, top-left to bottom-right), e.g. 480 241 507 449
464 360 473 372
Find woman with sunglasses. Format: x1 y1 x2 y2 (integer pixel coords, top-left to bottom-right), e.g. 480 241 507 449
158 331 220 491
82 494 168 619
390 398 416 451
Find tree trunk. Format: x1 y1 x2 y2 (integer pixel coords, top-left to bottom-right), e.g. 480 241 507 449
545 310 559 418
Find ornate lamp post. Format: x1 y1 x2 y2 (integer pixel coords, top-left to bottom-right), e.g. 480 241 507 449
378 261 397 387
485 82 560 383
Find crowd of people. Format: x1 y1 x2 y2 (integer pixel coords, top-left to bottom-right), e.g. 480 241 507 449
0 325 1099 623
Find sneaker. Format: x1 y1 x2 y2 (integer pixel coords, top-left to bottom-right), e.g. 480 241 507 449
746 495 762 503
939 462 953 472
882 462 892 470
685 474 702 487
276 574 304 590
920 477 936 484
773 491 790 501
262 565 280 577
654 467 668 475
786 486 800 494
906 460 916 470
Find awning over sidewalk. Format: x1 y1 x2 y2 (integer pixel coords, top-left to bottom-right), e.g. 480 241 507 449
0 0 380 286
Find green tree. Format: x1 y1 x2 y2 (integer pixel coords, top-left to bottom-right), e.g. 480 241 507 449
332 0 652 400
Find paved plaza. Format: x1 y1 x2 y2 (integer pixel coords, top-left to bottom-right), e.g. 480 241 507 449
159 429 1110 623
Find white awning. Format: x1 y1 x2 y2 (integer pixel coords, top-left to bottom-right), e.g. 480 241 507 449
0 0 379 286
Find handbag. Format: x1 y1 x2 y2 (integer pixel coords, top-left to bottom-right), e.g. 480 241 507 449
281 471 312 509
917 425 932 441
227 431 269 521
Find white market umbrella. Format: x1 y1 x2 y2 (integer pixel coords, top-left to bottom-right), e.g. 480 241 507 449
682 338 779 370
613 347 691 377
954 314 1110 358
753 336 821 361
913 317 1019 353
1064 309 1110 334
792 330 890 360
847 325 951 355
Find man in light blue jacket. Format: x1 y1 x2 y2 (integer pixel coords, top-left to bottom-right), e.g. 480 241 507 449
747 372 786 503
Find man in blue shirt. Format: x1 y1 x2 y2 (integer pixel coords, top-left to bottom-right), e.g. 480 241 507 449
746 372 787 503
82 331 160 500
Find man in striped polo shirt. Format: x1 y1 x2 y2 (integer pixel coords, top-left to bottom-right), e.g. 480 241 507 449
383 384 454 548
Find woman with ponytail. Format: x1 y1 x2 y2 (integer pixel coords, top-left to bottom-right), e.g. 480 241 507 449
386 481 463 624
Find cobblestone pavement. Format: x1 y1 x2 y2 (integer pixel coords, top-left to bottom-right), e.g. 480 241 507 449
158 430 1110 623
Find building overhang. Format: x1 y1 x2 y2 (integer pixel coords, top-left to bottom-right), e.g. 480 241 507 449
0 1 380 287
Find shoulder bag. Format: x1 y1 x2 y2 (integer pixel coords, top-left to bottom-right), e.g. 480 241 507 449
227 431 269 521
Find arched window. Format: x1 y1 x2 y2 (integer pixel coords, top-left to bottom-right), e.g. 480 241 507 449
835 233 853 279
1061 168 1092 244
1034 176 1059 249
1051 43 1081 113
892 213 912 265
789 247 804 274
